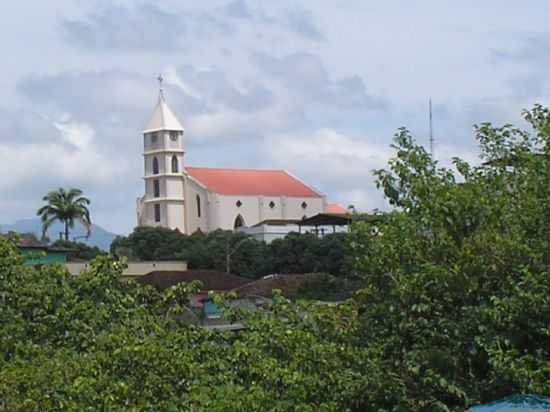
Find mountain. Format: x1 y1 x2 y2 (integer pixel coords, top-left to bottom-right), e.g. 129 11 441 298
0 218 119 251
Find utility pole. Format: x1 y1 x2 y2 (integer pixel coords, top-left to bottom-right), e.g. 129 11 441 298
225 234 251 275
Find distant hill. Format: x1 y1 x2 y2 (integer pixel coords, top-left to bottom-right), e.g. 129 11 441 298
0 218 118 251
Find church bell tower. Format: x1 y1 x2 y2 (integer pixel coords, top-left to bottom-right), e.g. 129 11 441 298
138 76 186 232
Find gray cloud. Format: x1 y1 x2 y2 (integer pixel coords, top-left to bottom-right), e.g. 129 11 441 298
0 109 59 146
176 66 273 112
286 9 324 41
225 0 252 20
253 51 385 110
16 71 154 145
495 34 550 65
63 4 188 51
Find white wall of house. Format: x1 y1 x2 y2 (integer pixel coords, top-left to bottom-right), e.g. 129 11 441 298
66 261 188 277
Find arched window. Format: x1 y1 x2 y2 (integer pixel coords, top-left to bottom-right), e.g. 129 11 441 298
196 195 201 218
171 155 179 173
153 179 160 197
152 157 159 174
234 215 245 229
154 204 161 222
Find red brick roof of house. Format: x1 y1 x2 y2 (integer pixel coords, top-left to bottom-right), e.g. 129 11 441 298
185 167 323 198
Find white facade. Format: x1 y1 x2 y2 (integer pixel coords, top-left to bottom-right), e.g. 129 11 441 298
137 92 186 232
137 89 331 235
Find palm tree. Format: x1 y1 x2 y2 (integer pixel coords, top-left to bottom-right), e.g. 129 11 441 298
37 188 92 241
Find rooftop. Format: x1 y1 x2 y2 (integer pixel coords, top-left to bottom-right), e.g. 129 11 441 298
144 94 184 133
185 167 323 198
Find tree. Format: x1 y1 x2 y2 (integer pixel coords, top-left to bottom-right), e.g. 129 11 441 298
349 106 550 409
37 188 91 241
3 107 550 410
52 239 105 261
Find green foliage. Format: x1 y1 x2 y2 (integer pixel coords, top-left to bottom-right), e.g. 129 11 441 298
350 106 550 409
0 237 375 411
52 239 106 260
37 187 92 241
295 273 359 301
3 106 550 410
111 227 354 279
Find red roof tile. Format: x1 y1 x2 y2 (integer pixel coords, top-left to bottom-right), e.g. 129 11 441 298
326 203 347 214
185 167 322 198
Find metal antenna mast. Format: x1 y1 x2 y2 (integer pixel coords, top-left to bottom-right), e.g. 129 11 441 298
429 98 434 157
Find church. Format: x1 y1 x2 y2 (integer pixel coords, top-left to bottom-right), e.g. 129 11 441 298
136 85 345 234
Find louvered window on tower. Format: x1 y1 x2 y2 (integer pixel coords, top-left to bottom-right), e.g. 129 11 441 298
153 180 160 197
153 157 159 174
171 156 179 173
154 204 161 222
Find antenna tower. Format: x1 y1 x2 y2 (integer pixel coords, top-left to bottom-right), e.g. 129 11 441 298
429 98 434 157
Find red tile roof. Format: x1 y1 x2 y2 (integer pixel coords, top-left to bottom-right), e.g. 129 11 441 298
326 203 347 214
185 167 322 198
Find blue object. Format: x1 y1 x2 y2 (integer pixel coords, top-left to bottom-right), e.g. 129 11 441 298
469 395 550 411
203 300 222 318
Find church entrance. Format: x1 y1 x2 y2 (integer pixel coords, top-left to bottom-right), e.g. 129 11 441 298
234 215 245 229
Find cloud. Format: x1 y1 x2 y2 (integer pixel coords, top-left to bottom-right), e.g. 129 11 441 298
0 119 125 190
0 112 134 229
63 4 188 51
253 51 386 110
286 8 324 41
165 65 273 112
17 70 153 121
260 128 393 211
225 0 252 20
495 34 550 66
0 109 59 145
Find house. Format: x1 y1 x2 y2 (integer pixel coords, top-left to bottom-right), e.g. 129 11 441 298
1 234 72 266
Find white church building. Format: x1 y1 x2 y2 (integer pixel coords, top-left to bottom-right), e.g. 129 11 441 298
137 86 345 235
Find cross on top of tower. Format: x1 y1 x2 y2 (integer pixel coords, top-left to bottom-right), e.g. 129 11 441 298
157 73 164 99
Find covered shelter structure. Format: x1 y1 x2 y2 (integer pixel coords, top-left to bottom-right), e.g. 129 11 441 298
297 212 385 236
298 213 351 236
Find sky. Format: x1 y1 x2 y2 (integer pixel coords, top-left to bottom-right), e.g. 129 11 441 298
1 0 550 235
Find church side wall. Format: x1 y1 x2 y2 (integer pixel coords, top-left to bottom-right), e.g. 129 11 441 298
216 196 261 230
214 195 326 230
283 197 325 219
